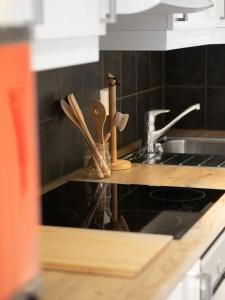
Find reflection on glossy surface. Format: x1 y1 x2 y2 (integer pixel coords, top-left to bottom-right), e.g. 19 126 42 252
42 181 225 239
161 136 225 155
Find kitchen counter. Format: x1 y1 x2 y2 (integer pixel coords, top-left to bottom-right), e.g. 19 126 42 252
41 130 225 300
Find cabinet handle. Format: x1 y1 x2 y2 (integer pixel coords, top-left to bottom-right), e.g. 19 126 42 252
220 0 225 20
175 13 188 22
200 273 212 300
101 0 117 24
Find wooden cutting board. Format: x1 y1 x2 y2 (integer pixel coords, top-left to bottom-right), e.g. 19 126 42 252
41 226 172 278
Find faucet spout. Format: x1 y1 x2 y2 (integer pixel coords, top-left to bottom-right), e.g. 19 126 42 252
144 103 200 153
155 103 200 140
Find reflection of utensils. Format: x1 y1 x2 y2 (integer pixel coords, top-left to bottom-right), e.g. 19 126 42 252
111 184 118 222
111 185 129 232
111 184 120 230
82 183 109 228
90 100 107 145
118 215 130 232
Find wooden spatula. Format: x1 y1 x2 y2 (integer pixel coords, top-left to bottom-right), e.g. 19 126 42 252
90 100 107 145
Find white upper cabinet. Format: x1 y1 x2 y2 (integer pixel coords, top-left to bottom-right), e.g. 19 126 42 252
170 0 216 30
116 0 213 14
31 0 110 71
211 0 225 44
100 0 215 51
215 0 225 26
33 0 106 39
0 0 34 26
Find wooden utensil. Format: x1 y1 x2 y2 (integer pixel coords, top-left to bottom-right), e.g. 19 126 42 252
67 94 111 177
107 73 132 171
60 100 104 179
90 100 107 145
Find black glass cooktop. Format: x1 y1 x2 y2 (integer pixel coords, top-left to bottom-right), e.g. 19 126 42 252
41 181 225 239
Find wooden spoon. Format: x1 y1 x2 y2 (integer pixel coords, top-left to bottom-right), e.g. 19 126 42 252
67 94 111 177
90 100 107 145
60 100 104 178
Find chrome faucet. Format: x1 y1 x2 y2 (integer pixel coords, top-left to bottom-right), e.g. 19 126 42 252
144 103 201 153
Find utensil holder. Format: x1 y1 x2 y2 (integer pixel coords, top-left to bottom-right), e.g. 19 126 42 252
107 73 132 171
84 143 111 179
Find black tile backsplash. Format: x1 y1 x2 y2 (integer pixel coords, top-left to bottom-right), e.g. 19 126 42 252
207 88 225 130
207 45 225 86
37 69 60 121
151 52 164 88
121 51 137 96
165 45 225 131
166 46 205 86
137 91 151 140
83 62 103 107
37 51 164 184
165 87 205 129
137 52 150 92
120 96 137 148
59 65 84 107
39 118 61 184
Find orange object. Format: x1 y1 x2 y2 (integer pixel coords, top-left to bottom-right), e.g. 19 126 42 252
0 42 40 300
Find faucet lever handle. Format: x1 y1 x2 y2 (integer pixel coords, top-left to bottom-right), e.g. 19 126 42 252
144 109 170 124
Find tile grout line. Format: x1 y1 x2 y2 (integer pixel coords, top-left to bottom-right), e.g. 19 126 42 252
117 86 163 101
204 46 208 130
57 68 63 177
166 85 206 88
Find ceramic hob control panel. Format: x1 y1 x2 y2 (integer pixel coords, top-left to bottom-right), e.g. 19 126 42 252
42 181 225 239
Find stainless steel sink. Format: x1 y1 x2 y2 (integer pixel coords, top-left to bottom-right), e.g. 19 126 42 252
161 137 225 156
124 137 225 168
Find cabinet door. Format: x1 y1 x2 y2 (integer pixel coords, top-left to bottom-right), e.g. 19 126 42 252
32 0 109 70
33 0 105 39
166 260 200 300
170 1 216 30
216 0 225 27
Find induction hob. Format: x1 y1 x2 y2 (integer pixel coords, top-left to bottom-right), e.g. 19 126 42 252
41 181 225 239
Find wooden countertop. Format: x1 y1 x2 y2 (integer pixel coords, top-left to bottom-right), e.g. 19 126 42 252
41 130 225 300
